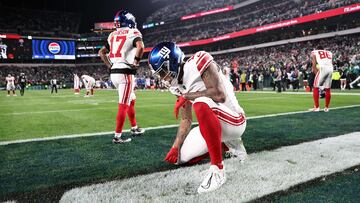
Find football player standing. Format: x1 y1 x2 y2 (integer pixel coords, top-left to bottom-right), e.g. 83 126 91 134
148 42 247 194
99 10 145 143
309 46 334 112
73 73 81 94
5 74 16 96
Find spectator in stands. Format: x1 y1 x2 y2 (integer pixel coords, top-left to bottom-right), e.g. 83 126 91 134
275 67 282 93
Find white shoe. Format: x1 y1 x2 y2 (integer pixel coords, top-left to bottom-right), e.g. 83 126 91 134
112 137 131 144
324 108 329 112
6 95 10 97
197 165 226 194
224 139 248 163
13 94 17 96
84 95 89 98
308 107 320 112
225 148 248 163
350 84 354 89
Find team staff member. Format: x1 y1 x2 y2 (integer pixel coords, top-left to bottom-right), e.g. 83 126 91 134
19 72 26 96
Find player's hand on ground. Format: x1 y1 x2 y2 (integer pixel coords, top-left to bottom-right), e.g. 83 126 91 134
164 147 179 164
174 96 189 119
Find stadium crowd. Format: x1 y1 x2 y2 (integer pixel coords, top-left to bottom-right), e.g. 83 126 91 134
2 35 359 92
0 6 80 36
0 65 108 87
146 0 241 23
213 35 360 91
144 0 359 46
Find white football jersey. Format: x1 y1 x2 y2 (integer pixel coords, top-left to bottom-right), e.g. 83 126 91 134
6 76 15 85
311 50 334 71
81 75 95 83
107 28 142 69
181 51 244 114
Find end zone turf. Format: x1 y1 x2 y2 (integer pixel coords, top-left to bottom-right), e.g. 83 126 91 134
60 132 360 202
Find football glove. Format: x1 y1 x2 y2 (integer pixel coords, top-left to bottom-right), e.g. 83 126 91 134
174 96 190 119
169 86 183 97
164 147 179 164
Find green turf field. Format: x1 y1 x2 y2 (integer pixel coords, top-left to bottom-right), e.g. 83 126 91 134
275 167 360 203
0 89 359 141
1 89 360 202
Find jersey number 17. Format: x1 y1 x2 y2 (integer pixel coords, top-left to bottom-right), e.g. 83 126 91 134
109 35 126 58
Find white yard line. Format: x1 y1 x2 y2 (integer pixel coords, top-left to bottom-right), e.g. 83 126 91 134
240 91 360 96
0 97 283 116
0 104 174 115
60 132 360 203
1 104 359 146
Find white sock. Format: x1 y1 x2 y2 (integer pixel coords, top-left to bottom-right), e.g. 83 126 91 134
114 133 122 138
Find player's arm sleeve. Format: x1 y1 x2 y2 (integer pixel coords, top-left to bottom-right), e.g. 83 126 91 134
133 37 142 47
132 30 143 47
195 51 214 75
183 61 226 103
104 33 112 51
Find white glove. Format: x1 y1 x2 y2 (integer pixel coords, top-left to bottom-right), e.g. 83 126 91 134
169 85 184 96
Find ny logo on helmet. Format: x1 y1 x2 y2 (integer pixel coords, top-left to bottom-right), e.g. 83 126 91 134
159 46 171 59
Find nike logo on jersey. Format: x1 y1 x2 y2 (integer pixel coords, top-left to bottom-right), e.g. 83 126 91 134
159 46 171 59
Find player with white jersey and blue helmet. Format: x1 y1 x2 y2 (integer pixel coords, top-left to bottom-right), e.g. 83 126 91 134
148 42 247 194
5 74 16 96
309 45 334 112
81 75 95 97
99 10 145 144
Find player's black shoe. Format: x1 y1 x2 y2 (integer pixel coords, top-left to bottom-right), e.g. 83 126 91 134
130 127 145 136
112 137 131 144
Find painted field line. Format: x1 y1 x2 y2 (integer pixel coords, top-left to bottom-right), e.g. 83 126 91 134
0 104 174 116
0 124 179 146
0 97 283 116
1 104 359 146
240 91 360 96
60 132 360 203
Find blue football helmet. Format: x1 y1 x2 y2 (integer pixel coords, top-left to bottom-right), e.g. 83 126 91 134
114 10 136 29
148 42 184 82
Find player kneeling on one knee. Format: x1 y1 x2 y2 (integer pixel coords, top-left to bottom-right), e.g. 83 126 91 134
149 42 247 194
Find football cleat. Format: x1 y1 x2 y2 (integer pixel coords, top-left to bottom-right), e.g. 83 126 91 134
130 127 145 136
308 107 320 112
112 137 131 144
198 165 226 194
224 139 248 163
324 108 329 112
224 148 248 163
